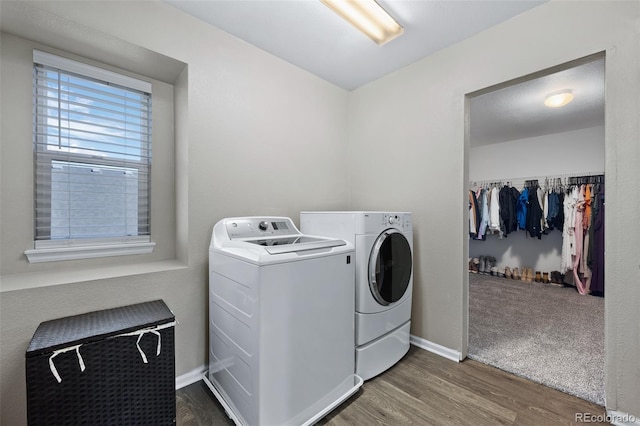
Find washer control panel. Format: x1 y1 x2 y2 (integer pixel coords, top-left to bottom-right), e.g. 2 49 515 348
226 217 297 239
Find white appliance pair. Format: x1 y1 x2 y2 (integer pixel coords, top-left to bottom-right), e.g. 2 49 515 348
300 211 413 381
206 217 362 426
206 212 413 425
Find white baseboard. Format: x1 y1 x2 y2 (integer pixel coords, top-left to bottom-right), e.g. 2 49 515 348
410 334 462 362
607 410 640 426
176 364 206 390
178 337 461 389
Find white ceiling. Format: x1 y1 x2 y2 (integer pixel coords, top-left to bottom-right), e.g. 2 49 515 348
471 57 605 146
164 0 546 91
164 0 605 144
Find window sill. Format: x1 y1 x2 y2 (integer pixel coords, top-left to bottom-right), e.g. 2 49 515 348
25 241 156 263
0 259 188 293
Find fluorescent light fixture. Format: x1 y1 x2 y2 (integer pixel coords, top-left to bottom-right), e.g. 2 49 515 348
321 0 404 45
544 90 574 108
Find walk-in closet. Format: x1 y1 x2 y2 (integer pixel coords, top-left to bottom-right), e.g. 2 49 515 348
466 55 605 405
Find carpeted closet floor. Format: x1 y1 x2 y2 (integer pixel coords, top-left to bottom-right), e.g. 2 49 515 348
468 272 605 406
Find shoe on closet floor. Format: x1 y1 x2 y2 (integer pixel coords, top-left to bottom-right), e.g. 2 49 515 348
512 267 520 280
471 258 480 273
549 271 563 286
486 256 497 275
535 271 542 282
542 272 550 284
478 256 486 274
504 267 512 279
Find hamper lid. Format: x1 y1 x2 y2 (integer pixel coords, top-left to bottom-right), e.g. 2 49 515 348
26 300 174 357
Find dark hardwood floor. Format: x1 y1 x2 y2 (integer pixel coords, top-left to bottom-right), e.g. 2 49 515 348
176 346 607 425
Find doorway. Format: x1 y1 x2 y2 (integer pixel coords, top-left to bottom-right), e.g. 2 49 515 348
465 53 605 405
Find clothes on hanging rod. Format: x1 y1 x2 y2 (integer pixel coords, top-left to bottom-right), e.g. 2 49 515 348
560 181 605 296
469 173 605 297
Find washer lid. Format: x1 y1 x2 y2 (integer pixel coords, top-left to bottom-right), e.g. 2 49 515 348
245 236 346 254
211 216 353 264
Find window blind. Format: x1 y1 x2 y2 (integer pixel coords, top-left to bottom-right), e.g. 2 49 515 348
33 51 152 248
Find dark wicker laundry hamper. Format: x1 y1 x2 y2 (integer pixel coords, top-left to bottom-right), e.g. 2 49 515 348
25 300 176 425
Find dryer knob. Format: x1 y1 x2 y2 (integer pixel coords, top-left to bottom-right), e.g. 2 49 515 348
258 221 269 231
388 217 395 225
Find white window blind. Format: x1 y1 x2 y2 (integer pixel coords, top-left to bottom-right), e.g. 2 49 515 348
32 50 153 252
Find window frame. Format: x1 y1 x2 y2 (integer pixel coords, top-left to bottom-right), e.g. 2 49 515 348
25 50 156 263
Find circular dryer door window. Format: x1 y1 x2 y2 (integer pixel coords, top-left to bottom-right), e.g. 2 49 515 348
368 229 412 306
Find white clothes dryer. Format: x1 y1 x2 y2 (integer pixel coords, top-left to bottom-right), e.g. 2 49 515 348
300 211 413 381
206 217 362 426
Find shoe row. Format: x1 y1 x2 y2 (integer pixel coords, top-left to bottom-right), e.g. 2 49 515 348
506 268 565 284
469 258 565 285
469 256 498 275
507 267 533 282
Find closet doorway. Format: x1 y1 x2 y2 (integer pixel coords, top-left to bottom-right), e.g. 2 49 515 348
465 54 605 406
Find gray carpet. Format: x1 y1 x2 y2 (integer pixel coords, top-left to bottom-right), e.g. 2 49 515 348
468 273 605 406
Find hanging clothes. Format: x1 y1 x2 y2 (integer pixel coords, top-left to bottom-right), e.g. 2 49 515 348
583 184 592 230
499 185 519 236
561 186 578 273
488 186 502 236
572 185 588 295
554 190 565 231
468 174 604 298
538 186 548 233
526 186 543 239
587 185 599 267
477 188 489 240
546 190 560 231
580 184 594 293
590 185 605 295
469 190 479 237
517 188 529 230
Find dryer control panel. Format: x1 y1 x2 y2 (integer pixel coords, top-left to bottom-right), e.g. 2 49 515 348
225 217 299 240
381 213 412 231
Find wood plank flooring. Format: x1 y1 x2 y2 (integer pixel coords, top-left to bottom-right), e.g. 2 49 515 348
176 346 607 425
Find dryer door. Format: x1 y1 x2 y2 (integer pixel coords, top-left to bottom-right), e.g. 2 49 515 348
368 229 412 306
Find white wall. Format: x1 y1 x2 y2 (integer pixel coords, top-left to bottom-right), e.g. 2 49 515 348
470 126 605 182
469 125 605 272
348 0 639 418
0 2 350 424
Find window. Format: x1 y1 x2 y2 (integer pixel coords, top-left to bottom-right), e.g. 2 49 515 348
26 50 155 263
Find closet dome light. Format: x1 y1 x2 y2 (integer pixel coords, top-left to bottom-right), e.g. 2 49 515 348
544 90 574 108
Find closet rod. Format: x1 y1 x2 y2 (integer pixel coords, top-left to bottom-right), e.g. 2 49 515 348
469 170 604 189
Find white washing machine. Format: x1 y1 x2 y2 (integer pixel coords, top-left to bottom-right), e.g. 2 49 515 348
206 217 362 426
300 211 413 381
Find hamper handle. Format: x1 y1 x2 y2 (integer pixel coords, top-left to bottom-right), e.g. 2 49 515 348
49 345 85 383
118 322 175 363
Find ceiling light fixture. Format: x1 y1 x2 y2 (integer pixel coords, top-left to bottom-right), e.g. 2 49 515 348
544 90 574 108
320 0 404 46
